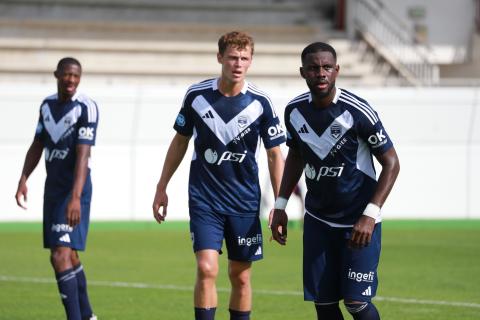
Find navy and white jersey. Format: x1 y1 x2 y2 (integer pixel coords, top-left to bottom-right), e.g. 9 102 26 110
285 88 393 225
174 78 285 217
35 92 99 198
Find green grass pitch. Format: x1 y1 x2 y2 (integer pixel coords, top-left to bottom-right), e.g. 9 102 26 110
1 220 479 319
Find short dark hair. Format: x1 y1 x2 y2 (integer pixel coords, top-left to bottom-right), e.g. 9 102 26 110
301 42 337 64
218 31 254 56
56 57 82 72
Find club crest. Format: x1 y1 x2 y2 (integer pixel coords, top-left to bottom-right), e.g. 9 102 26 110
238 116 248 129
330 124 342 139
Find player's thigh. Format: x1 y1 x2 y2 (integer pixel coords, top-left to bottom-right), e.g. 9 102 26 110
189 209 225 253
224 215 263 262
341 223 382 302
303 214 344 302
43 194 91 251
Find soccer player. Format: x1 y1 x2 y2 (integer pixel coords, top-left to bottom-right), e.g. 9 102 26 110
270 42 400 320
152 31 285 320
15 57 99 320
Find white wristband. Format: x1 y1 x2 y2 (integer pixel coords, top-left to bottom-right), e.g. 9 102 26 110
362 203 380 219
274 197 288 210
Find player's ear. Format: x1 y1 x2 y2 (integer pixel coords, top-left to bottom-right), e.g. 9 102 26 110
53 70 59 79
217 52 223 64
299 67 306 79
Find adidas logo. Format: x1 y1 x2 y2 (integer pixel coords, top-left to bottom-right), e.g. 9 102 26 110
298 124 309 134
254 246 262 256
202 110 214 119
59 233 71 243
361 286 372 296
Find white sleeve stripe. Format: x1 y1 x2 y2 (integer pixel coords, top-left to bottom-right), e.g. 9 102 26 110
92 103 98 123
181 80 214 107
86 102 98 123
247 84 277 117
76 94 98 123
289 93 310 104
286 93 309 107
338 97 376 125
340 91 378 123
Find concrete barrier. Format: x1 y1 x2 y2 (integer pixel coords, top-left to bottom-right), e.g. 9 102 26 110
1 79 479 221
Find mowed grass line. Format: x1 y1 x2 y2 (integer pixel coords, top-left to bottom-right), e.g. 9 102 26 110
0 220 479 319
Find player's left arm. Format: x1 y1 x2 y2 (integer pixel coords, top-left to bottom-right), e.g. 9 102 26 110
351 147 400 248
67 99 99 227
67 144 91 227
370 147 400 208
266 146 284 198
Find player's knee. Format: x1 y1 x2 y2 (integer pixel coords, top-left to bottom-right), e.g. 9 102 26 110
314 302 342 320
228 270 250 288
344 301 380 320
228 262 251 288
50 248 72 271
345 301 368 314
70 250 80 266
197 260 218 280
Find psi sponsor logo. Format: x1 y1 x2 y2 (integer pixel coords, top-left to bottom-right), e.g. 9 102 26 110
305 163 344 181
204 149 247 165
45 148 69 162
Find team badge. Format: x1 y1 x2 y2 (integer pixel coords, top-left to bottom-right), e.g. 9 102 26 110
175 114 186 127
237 116 248 129
330 124 342 139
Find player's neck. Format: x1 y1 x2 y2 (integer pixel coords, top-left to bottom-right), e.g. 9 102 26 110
311 88 336 109
217 77 244 97
58 91 75 104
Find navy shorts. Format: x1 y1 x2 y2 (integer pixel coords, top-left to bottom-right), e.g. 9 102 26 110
303 213 381 303
189 209 263 262
43 192 92 251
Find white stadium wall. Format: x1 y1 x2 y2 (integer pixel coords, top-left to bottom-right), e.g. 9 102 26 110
1 79 479 221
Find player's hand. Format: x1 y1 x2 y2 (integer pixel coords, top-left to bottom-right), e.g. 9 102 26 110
15 180 28 210
270 209 288 245
349 215 375 249
66 197 81 227
152 187 168 224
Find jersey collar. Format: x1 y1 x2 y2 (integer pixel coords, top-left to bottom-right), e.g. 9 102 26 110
332 87 341 104
307 86 340 104
51 91 81 103
213 77 249 95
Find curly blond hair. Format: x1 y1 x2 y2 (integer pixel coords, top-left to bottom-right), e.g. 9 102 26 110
218 31 254 56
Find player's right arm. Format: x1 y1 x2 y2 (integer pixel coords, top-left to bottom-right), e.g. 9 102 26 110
15 138 44 209
270 147 304 245
152 133 191 223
